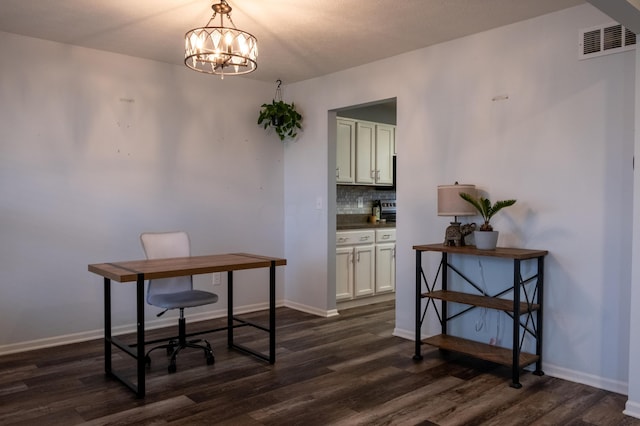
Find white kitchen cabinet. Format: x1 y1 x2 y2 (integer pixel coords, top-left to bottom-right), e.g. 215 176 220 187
355 121 376 184
337 118 395 187
375 228 396 293
354 244 375 297
375 124 394 186
336 118 356 184
336 228 395 302
336 246 354 300
393 126 397 155
336 230 375 301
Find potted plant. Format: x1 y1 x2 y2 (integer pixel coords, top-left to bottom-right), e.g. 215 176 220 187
459 192 516 250
257 100 303 141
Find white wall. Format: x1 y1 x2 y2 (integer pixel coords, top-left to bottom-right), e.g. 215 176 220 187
285 4 635 393
0 31 284 353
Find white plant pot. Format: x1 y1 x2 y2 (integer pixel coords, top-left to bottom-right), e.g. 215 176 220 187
474 231 498 250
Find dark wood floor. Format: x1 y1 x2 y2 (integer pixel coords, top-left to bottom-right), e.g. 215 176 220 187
0 301 638 425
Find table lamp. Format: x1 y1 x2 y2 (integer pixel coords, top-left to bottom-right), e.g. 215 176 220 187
438 182 477 246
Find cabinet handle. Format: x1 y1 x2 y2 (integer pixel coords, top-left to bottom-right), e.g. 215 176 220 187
360 236 370 241
370 170 375 179
392 248 395 259
382 234 390 239
336 167 340 178
338 237 348 243
357 252 360 262
376 170 380 179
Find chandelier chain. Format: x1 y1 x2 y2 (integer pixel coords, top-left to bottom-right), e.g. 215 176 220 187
226 13 237 29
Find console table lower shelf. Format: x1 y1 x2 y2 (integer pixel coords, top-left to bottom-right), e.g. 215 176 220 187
423 334 539 369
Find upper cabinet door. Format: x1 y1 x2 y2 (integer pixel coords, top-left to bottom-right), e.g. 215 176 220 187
337 118 395 187
336 119 356 183
375 124 394 186
355 121 376 184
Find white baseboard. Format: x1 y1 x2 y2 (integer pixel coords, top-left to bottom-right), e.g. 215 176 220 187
0 329 111 356
624 400 640 419
543 362 628 396
283 300 339 317
0 300 284 356
393 326 415 341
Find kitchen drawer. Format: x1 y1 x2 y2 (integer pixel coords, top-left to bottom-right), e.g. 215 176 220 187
336 230 375 246
375 228 396 243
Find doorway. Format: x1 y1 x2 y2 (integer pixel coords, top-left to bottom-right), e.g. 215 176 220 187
331 99 397 312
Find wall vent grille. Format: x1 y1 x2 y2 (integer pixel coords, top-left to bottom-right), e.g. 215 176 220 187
579 22 636 59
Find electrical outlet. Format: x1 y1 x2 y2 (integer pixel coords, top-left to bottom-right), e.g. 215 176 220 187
212 273 221 286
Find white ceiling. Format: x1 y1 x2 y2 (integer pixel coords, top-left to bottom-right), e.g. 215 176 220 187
0 0 607 84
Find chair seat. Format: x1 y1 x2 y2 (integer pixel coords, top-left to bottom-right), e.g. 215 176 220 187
148 290 219 309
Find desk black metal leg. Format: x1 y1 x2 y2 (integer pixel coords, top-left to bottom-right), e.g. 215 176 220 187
269 260 276 364
226 265 276 363
511 260 522 389
414 250 423 360
104 275 145 397
136 273 145 398
227 270 233 348
104 278 112 375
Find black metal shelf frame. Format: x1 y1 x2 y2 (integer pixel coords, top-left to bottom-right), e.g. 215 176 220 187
414 250 545 388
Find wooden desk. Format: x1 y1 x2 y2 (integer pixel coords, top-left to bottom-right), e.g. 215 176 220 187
88 252 286 398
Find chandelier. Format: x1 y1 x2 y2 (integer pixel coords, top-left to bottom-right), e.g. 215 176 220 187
184 0 258 78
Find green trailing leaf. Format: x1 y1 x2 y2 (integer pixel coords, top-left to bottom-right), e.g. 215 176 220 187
459 192 516 231
257 100 303 141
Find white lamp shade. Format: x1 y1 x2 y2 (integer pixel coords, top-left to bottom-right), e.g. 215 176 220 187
437 184 477 216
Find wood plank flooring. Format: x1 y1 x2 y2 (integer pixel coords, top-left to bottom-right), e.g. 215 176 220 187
0 301 638 425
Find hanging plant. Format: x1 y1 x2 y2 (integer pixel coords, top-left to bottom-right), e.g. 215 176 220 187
257 80 303 141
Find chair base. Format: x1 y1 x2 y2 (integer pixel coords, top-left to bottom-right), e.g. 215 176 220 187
144 316 215 374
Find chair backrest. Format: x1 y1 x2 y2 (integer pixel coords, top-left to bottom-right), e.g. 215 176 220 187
140 231 193 303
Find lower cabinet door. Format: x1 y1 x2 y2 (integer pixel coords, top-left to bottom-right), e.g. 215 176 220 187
354 245 375 297
336 247 353 301
375 243 396 293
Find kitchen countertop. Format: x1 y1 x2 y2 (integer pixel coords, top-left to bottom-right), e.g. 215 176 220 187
337 222 396 230
337 214 396 230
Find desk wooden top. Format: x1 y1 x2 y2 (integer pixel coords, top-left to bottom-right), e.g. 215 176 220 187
413 244 547 260
88 253 286 282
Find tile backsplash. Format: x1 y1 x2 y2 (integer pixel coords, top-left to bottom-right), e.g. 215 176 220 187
337 185 396 215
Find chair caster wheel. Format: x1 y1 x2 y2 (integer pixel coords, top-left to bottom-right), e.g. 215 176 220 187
166 340 177 356
168 361 177 374
206 354 215 365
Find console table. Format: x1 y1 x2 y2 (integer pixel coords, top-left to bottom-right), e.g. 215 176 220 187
413 244 548 388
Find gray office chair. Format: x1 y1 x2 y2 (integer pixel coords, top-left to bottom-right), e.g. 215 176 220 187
140 231 217 373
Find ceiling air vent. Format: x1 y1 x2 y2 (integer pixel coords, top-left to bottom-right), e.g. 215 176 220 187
579 22 636 59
